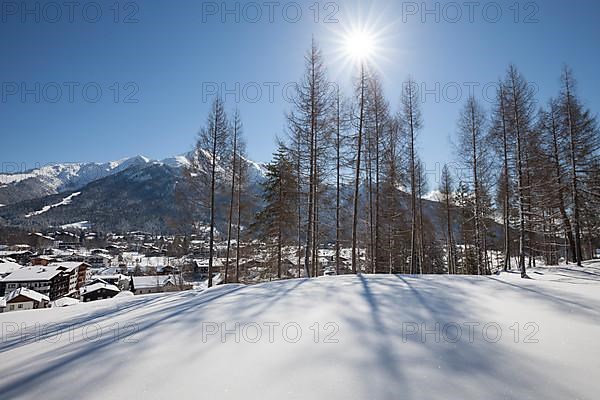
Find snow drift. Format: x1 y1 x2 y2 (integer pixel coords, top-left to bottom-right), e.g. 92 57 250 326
0 262 599 399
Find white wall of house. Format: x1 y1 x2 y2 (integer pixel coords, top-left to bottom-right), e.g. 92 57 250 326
5 300 34 312
134 287 160 295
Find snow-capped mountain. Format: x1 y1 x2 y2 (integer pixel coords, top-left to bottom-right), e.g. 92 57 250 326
0 155 151 206
0 152 267 233
0 153 267 207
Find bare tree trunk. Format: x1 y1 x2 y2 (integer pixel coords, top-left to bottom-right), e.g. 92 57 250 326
312 185 319 277
208 111 219 288
224 113 239 283
525 153 534 270
549 104 577 262
509 68 528 278
444 177 455 274
296 132 302 277
235 168 242 283
408 84 418 275
388 225 393 274
499 84 512 272
352 64 366 274
564 72 584 266
469 100 483 275
335 91 341 275
277 177 283 279
303 47 317 279
367 136 375 273
374 99 381 274
417 170 425 274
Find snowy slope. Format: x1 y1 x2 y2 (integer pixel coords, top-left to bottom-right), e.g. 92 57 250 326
0 262 599 399
0 156 151 205
25 192 81 217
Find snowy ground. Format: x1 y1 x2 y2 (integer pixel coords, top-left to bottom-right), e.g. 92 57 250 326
1 262 599 399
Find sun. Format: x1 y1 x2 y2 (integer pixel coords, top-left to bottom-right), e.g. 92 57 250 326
344 30 376 62
325 7 399 79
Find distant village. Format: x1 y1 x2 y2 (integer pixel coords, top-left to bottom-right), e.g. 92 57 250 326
0 229 350 313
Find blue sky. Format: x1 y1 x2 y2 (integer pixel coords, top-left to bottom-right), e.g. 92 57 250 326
1 0 599 186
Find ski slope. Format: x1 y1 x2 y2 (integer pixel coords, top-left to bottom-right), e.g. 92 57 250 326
1 262 599 399
25 192 81 218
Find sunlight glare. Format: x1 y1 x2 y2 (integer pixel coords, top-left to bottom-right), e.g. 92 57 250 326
344 30 376 62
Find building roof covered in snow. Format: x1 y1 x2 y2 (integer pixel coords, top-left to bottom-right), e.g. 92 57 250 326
2 266 64 282
80 282 120 295
0 261 22 276
91 273 130 281
49 261 90 272
0 250 32 257
5 287 50 303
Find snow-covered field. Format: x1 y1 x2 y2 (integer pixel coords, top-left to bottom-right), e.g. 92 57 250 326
1 262 599 399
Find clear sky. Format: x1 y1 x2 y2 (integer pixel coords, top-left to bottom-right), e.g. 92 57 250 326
1 0 599 186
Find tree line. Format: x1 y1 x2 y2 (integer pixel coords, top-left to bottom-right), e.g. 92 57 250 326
188 40 600 285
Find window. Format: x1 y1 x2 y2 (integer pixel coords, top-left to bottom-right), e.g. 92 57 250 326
9 305 14 310
18 304 23 309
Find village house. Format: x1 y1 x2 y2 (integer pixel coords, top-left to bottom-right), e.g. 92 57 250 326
193 258 224 277
80 280 120 302
85 253 112 269
0 260 23 296
157 265 178 275
1 287 50 312
31 255 55 266
105 244 125 256
0 249 32 265
1 266 70 300
49 262 91 293
62 252 85 262
130 275 181 295
53 231 81 249
90 274 130 290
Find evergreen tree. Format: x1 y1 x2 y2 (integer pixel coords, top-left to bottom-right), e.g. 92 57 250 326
254 145 298 279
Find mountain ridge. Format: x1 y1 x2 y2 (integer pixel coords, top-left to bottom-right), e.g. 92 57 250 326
0 152 268 234
0 153 267 206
